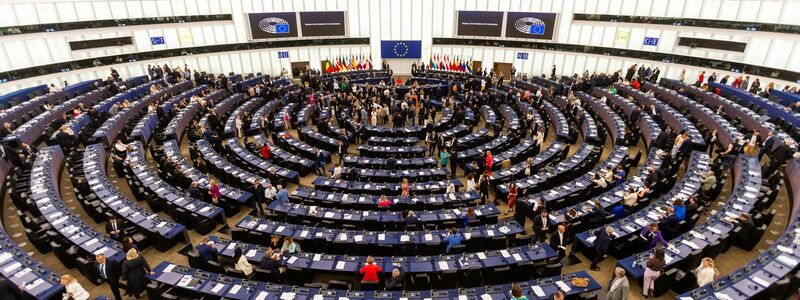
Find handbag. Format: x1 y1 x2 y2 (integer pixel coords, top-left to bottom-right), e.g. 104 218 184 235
571 277 590 287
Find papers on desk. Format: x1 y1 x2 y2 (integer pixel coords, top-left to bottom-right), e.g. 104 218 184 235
228 284 241 295
313 254 321 262
586 236 596 244
400 235 410 242
556 280 571 292
477 252 487 260
335 261 346 270
500 250 511 258
211 283 225 293
354 235 363 242
378 234 386 241
438 261 449 270
164 264 176 273
424 234 433 241
0 252 12 265
480 294 492 300
287 256 298 264
245 249 257 257
177 275 194 287
681 240 700 250
3 262 21 273
280 292 296 300
531 285 546 297
778 254 799 267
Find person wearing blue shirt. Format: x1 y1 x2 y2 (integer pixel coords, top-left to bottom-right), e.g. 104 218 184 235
276 185 289 203
196 237 218 263
444 228 463 254
673 198 686 221
614 165 626 186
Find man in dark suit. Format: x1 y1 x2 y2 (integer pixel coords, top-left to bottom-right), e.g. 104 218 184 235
105 216 123 241
629 107 641 128
759 131 775 161
732 213 755 246
589 226 613 271
764 140 795 175
533 210 551 242
549 224 569 261
587 200 606 228
95 253 122 300
660 207 681 238
197 237 219 263
252 179 266 216
259 248 282 282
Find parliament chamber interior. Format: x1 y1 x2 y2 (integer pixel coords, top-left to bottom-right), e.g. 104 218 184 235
1 1 800 300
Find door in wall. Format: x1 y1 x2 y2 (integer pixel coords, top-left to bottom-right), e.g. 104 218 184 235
493 62 512 83
291 62 310 78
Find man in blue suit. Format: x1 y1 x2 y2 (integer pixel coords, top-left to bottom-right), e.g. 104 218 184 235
590 226 614 271
759 131 775 161
197 237 219 263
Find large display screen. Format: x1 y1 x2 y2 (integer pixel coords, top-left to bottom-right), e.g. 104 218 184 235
248 12 299 39
299 11 346 37
456 11 504 37
504 12 558 40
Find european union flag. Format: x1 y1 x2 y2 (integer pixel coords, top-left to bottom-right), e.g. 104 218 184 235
275 24 289 33
530 25 545 35
381 40 422 58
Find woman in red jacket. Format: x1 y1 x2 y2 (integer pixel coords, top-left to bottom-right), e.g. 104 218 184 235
360 256 382 283
261 144 271 159
485 151 493 171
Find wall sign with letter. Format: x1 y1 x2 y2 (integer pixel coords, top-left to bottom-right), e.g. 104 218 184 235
299 11 346 37
456 11 504 37
277 51 289 59
248 12 299 39
643 37 659 46
504 12 558 40
517 52 529 60
150 37 165 45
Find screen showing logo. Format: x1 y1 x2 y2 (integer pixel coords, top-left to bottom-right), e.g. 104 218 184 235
259 17 290 34
248 12 298 39
514 17 546 35
504 12 557 40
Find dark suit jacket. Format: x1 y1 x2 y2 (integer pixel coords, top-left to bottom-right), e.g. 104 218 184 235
762 136 776 152
737 219 756 243
772 144 794 163
533 216 550 236
594 229 611 255
105 221 122 238
661 214 680 234
96 259 122 283
549 232 567 250
197 243 219 262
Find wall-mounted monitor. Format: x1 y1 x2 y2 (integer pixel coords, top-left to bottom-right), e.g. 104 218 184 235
248 12 299 39
299 11 347 37
504 12 558 40
456 11 504 37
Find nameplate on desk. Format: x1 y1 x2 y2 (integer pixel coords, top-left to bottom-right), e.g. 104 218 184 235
556 280 571 292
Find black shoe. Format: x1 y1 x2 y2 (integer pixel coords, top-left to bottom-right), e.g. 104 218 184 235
590 266 600 271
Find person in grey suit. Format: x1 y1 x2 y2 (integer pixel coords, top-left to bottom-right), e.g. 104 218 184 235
606 267 629 300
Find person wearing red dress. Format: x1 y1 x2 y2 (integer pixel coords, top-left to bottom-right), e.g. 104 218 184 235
505 182 517 215
485 151 493 171
360 256 382 283
261 144 271 159
378 195 392 208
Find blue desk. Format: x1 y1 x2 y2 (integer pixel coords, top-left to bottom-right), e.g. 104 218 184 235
225 137 299 184
312 177 463 196
162 140 251 204
236 215 523 254
711 82 800 128
148 261 602 300
29 146 126 262
0 84 48 107
291 185 479 210
83 144 188 250
489 141 567 185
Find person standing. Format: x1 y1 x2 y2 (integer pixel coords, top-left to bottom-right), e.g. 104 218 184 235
360 256 382 283
252 179 266 216
694 257 719 287
197 237 219 263
208 179 221 204
440 148 450 168
60 275 89 300
606 267 630 300
504 182 517 215
95 254 122 300
590 226 613 271
549 224 568 261
642 247 666 298
121 249 153 299
478 171 490 204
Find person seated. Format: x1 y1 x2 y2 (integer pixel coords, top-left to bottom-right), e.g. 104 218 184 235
196 237 219 263
280 237 298 255
623 187 638 208
259 248 282 282
727 213 755 246
444 227 463 254
385 268 405 291
673 198 687 221
404 210 420 229
378 195 392 208
591 173 608 189
233 247 253 277
461 207 477 228
359 256 382 283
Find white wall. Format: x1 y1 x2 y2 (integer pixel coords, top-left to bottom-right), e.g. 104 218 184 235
1 0 800 93
0 45 369 94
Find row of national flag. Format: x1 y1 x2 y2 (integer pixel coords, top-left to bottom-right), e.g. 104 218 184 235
325 54 373 73
429 54 473 73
